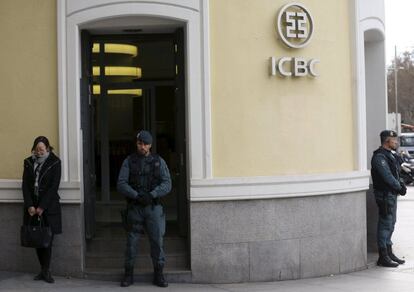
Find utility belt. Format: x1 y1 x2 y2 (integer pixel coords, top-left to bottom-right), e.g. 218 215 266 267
373 189 397 197
121 197 161 231
127 197 161 207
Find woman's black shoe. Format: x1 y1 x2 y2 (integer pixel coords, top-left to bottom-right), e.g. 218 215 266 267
42 270 55 283
33 272 43 281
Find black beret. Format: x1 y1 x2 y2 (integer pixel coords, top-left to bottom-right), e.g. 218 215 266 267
380 130 398 138
136 130 153 145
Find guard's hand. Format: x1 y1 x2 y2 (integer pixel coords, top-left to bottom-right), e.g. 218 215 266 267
28 206 36 216
136 192 153 206
141 192 154 206
400 183 407 196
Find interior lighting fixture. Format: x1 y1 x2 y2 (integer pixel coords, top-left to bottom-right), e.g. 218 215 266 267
92 43 138 57
92 85 142 96
93 66 142 78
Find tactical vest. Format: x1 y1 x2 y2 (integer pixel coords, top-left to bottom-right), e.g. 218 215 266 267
128 153 161 193
371 147 400 192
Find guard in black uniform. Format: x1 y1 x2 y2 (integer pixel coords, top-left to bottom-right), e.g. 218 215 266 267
371 130 407 267
118 130 171 287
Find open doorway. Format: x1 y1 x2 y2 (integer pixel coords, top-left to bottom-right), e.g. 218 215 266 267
80 29 189 275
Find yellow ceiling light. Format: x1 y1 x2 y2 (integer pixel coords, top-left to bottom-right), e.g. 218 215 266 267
92 43 138 57
93 66 142 78
93 85 142 96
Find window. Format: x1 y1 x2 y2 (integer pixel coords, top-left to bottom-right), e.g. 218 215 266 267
400 136 414 146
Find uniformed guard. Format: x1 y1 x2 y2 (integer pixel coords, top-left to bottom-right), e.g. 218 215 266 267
371 130 407 267
117 130 172 287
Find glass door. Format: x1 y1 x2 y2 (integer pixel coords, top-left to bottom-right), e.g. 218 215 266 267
82 31 188 242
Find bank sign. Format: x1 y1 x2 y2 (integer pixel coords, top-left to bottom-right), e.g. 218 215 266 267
270 2 319 77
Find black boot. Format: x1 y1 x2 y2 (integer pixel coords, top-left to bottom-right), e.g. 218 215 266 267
41 269 55 283
36 247 54 283
153 264 168 288
377 247 399 267
387 245 405 264
34 249 44 281
120 267 134 287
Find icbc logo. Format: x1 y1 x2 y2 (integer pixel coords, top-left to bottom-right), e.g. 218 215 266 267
277 2 314 49
269 2 319 77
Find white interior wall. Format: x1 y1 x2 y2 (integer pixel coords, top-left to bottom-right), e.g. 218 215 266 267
364 32 387 168
363 28 387 253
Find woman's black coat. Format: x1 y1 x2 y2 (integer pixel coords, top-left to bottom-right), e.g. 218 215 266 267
22 152 62 234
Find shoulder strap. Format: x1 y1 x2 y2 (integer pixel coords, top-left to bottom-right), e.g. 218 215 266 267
150 154 161 184
128 153 141 188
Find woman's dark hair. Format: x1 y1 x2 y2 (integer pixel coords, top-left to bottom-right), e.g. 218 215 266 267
31 136 54 152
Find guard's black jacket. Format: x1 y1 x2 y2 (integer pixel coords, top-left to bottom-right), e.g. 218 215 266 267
371 147 402 194
22 152 62 234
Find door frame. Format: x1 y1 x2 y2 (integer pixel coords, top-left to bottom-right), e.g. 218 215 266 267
61 2 211 271
80 30 97 239
59 1 212 195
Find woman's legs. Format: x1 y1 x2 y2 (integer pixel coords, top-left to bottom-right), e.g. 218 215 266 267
34 249 44 280
34 235 54 283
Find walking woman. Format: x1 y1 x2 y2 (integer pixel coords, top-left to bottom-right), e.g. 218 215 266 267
22 136 62 283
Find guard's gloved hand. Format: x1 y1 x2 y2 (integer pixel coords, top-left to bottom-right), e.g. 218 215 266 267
400 183 407 196
136 192 153 206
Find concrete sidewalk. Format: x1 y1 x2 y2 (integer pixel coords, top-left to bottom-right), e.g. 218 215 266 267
1 266 414 292
2 192 414 291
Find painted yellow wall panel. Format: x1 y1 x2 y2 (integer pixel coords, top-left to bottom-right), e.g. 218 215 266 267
210 0 355 176
0 0 58 179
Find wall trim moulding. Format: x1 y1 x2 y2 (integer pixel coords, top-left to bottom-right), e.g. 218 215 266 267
0 170 369 203
190 171 370 201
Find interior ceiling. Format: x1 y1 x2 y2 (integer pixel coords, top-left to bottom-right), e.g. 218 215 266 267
84 16 183 34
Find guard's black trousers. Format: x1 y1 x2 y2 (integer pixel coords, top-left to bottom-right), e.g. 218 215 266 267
124 204 166 269
375 193 397 249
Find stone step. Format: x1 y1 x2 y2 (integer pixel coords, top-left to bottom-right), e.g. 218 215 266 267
85 252 189 270
86 221 189 271
93 221 180 239
86 236 187 255
83 268 192 283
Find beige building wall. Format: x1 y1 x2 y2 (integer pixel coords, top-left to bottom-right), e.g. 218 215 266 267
210 0 356 177
0 0 356 179
0 0 58 179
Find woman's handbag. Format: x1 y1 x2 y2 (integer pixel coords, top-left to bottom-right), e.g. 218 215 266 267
20 215 53 248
